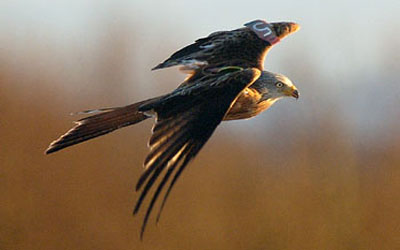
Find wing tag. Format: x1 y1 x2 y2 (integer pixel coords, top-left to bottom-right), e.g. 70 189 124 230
244 19 280 45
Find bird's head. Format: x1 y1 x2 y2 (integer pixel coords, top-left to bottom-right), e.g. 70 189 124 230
271 21 300 40
254 71 299 102
244 20 300 45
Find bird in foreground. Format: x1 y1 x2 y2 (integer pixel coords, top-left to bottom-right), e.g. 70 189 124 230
153 19 300 79
45 66 299 238
46 19 300 238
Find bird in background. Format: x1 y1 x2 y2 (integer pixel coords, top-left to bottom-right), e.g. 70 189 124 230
153 19 299 82
45 19 300 238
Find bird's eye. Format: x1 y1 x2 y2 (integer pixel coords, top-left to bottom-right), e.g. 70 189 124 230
275 82 284 88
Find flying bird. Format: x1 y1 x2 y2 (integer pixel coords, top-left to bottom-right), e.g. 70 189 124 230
46 66 299 238
46 19 300 238
152 19 300 78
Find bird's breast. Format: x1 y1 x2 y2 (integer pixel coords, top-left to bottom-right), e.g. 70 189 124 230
224 87 272 121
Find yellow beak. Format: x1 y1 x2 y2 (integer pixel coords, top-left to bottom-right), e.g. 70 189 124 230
291 89 299 99
284 87 299 99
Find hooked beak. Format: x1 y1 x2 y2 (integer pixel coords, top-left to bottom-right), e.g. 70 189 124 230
283 87 299 99
291 89 299 99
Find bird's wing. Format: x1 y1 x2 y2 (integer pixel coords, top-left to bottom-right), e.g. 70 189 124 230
151 29 233 70
133 67 261 238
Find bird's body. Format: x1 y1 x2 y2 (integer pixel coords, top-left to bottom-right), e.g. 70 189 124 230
45 19 300 238
226 85 276 120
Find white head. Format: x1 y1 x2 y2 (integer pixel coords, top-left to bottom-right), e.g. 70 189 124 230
253 71 299 102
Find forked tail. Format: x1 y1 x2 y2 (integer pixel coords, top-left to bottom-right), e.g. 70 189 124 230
45 98 158 154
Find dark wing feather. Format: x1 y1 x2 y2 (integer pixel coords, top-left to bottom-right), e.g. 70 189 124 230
160 42 205 65
133 67 261 238
151 30 231 70
154 140 203 223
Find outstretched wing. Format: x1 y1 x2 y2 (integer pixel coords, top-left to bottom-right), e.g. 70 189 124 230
151 29 233 70
133 67 261 238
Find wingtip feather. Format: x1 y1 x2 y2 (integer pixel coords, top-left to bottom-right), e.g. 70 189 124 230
44 147 55 155
151 63 164 71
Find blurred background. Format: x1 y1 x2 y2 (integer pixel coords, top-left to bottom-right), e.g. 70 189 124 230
1 0 399 249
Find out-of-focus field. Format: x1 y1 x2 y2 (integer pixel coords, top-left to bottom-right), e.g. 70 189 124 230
1 1 399 250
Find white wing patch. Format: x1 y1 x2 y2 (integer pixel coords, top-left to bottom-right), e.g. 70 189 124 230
179 59 208 73
199 43 215 49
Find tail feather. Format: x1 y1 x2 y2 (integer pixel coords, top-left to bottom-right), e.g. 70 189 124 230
45 99 157 154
